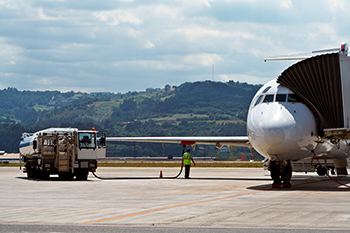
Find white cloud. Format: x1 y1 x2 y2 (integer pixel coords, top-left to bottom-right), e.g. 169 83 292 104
93 10 142 26
145 41 155 49
280 0 293 9
173 25 231 42
36 78 54 85
38 8 60 21
219 73 269 84
0 0 349 93
183 53 223 67
0 39 22 67
113 59 189 71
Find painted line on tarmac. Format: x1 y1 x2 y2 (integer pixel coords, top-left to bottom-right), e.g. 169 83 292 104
80 190 266 225
80 178 326 225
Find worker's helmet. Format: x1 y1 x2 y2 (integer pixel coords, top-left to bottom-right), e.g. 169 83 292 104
187 148 190 152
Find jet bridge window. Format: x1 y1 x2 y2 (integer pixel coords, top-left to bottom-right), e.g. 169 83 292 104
276 94 287 102
288 94 302 103
263 94 274 103
78 133 96 149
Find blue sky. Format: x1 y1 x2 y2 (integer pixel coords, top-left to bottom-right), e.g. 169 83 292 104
1 0 349 93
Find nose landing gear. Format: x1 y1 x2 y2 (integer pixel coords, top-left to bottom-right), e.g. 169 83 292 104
269 160 292 188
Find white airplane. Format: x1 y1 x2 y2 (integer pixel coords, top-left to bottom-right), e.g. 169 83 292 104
107 43 350 188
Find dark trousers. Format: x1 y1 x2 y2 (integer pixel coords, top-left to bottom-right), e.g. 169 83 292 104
185 165 191 178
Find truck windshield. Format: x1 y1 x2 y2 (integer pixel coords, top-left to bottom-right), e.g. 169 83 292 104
78 133 96 149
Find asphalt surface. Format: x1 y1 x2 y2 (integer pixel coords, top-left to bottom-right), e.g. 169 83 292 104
1 166 350 232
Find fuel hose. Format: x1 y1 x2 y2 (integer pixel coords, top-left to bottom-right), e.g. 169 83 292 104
92 146 186 180
311 150 350 188
91 162 183 180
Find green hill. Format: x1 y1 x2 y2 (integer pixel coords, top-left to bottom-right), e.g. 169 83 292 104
0 81 261 160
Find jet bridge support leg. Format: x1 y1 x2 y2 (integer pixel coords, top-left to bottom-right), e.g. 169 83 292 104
334 159 348 176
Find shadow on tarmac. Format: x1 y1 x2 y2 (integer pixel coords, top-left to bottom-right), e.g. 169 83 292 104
247 176 350 192
16 177 94 182
16 174 350 192
184 177 271 181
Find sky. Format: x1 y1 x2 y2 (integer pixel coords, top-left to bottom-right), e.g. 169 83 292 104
1 0 350 93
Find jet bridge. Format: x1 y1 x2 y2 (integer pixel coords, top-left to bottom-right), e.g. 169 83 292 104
277 48 350 141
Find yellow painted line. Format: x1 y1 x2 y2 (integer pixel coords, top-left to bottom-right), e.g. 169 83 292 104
81 177 328 225
80 190 266 225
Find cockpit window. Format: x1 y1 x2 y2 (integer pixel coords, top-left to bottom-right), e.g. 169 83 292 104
254 95 264 106
263 94 274 103
288 94 302 103
276 94 287 102
262 86 272 93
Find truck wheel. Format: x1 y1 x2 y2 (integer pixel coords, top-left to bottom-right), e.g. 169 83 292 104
26 162 33 178
76 171 88 181
26 162 35 178
41 171 50 180
27 166 33 178
32 167 39 178
59 173 74 181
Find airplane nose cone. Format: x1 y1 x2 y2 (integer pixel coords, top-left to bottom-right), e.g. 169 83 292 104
264 128 285 146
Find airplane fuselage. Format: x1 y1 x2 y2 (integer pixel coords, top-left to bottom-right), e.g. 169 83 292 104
247 79 350 162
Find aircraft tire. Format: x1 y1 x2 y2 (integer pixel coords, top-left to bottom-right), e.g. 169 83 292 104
281 160 292 188
270 161 281 187
316 165 328 176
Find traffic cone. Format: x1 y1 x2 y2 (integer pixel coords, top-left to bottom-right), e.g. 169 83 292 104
159 170 163 178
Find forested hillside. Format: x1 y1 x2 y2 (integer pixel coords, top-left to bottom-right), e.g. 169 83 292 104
0 80 261 160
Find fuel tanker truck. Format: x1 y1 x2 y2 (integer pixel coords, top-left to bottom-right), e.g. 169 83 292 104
19 128 106 180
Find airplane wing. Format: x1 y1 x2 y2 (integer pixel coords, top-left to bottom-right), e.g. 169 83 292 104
106 136 251 154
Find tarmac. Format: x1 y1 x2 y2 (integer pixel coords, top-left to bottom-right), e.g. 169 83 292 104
1 166 350 232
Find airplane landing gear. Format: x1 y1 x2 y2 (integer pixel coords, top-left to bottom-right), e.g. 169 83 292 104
270 161 281 188
269 160 292 188
316 165 328 176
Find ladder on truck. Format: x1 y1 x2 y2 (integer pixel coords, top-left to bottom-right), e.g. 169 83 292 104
57 134 75 172
39 132 76 173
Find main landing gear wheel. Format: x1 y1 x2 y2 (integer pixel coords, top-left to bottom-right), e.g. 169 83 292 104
316 165 328 176
270 161 281 188
269 160 292 188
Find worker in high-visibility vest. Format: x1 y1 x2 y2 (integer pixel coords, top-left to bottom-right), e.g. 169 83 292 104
182 148 196 179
